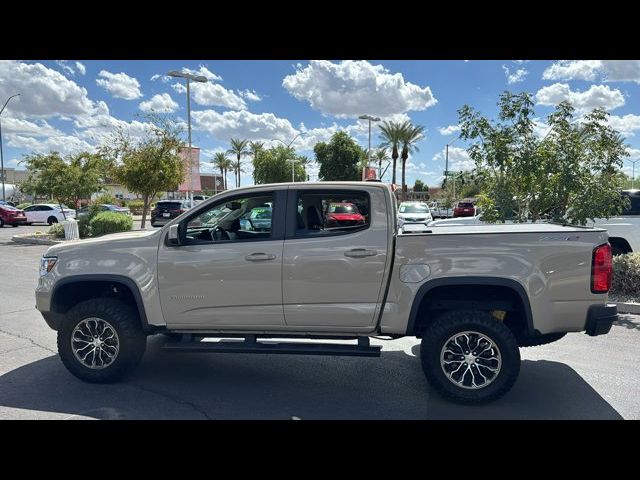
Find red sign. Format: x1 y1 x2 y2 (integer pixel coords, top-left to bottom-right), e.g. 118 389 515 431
362 167 377 181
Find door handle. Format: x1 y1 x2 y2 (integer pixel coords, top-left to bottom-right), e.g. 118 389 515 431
344 248 377 258
245 253 276 262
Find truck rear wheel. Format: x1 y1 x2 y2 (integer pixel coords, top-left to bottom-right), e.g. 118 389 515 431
420 309 520 404
57 299 146 383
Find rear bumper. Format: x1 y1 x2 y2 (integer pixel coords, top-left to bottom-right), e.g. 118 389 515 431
4 217 27 225
585 303 618 336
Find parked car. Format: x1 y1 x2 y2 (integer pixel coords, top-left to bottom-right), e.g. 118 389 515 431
150 200 191 227
591 190 640 255
324 202 365 227
78 204 132 218
240 205 272 231
428 201 454 219
192 195 210 206
23 204 76 225
0 204 27 227
397 201 432 227
36 181 617 404
453 201 476 217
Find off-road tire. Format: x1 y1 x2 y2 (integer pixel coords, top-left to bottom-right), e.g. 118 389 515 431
58 298 146 383
420 309 520 404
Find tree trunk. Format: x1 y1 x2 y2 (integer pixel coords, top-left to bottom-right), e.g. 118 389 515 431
224 169 228 190
141 193 149 229
401 159 407 201
391 148 398 185
237 155 241 187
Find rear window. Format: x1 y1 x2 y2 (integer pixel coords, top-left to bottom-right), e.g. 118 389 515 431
328 203 359 214
0 205 18 211
157 201 183 209
622 192 640 215
458 202 474 208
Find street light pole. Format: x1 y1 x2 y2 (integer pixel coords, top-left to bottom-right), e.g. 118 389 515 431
286 159 299 182
0 94 21 202
629 159 640 189
359 114 381 177
167 70 207 208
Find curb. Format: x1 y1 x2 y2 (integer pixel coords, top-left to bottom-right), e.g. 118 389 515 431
11 235 62 246
614 302 640 315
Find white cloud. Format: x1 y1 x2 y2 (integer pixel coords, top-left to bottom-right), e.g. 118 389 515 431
535 83 625 112
75 61 86 75
238 89 262 102
0 60 94 118
56 60 75 76
1 118 63 137
191 109 298 143
171 82 246 110
438 125 461 136
282 60 437 118
96 70 143 100
139 93 179 113
433 146 474 171
181 66 222 82
502 65 528 84
542 60 640 84
608 114 640 137
150 73 171 83
627 148 640 161
6 133 95 156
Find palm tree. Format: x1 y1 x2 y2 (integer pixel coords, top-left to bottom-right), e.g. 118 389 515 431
248 141 265 183
372 147 390 180
378 121 404 185
227 138 250 188
398 121 425 200
212 152 232 190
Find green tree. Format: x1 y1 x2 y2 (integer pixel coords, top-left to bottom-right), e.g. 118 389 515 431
253 145 307 184
314 131 366 181
459 91 629 224
378 121 404 185
398 121 425 200
21 151 111 216
413 179 426 192
105 117 185 228
227 138 250 188
212 152 232 190
248 140 265 185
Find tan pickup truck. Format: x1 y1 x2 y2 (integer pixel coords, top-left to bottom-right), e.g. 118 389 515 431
35 182 617 404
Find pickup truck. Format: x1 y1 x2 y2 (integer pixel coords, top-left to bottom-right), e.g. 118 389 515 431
35 182 618 404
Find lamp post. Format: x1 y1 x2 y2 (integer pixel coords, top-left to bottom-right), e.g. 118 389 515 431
167 70 208 208
359 114 381 177
286 159 300 182
627 158 640 190
0 94 21 202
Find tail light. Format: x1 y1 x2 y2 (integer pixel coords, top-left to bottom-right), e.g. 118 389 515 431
591 243 612 293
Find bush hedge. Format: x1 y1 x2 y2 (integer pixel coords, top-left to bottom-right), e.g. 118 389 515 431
89 211 133 237
611 252 640 297
127 200 145 215
93 193 121 206
48 223 65 239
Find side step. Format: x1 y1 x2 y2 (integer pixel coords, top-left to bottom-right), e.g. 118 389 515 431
161 334 381 357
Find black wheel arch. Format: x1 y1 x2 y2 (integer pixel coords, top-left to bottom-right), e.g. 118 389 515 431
50 274 152 333
405 276 535 337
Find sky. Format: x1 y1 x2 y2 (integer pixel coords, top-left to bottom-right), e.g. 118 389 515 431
2 59 640 188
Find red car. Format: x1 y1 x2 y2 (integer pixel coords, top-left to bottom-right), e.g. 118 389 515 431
453 201 476 217
0 204 28 227
325 202 365 227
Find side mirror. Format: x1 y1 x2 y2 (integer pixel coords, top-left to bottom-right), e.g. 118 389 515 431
167 224 181 246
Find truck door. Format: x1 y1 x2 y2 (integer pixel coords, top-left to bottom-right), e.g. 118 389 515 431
157 189 286 328
282 187 389 329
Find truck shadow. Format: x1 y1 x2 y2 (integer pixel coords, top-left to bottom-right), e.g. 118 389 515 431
0 337 623 420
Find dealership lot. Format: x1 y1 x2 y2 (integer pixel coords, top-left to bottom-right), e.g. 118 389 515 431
0 226 638 419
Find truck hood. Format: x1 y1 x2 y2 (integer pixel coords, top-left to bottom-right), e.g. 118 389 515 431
45 229 161 257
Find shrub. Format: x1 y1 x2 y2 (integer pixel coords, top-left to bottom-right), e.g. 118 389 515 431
611 252 640 297
93 193 120 206
16 202 32 210
89 211 133 237
78 215 92 238
48 223 65 239
127 199 145 215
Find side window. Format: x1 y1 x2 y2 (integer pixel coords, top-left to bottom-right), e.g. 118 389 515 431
184 193 275 243
295 190 370 237
622 193 640 216
42 206 53 211
24 205 35 212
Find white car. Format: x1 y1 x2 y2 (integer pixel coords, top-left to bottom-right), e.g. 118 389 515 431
397 201 432 227
428 201 454 219
23 204 76 225
591 190 640 255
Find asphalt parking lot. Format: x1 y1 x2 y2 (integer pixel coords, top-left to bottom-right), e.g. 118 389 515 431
0 224 638 419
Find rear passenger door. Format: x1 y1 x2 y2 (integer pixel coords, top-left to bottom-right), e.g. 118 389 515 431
282 187 389 329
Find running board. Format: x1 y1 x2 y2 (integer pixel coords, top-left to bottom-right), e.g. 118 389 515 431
161 334 381 357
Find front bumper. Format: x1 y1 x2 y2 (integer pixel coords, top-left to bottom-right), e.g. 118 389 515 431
585 303 618 336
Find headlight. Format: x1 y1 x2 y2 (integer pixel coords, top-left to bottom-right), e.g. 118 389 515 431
39 256 57 277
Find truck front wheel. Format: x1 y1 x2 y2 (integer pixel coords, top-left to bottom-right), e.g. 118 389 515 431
420 309 520 404
57 299 146 383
